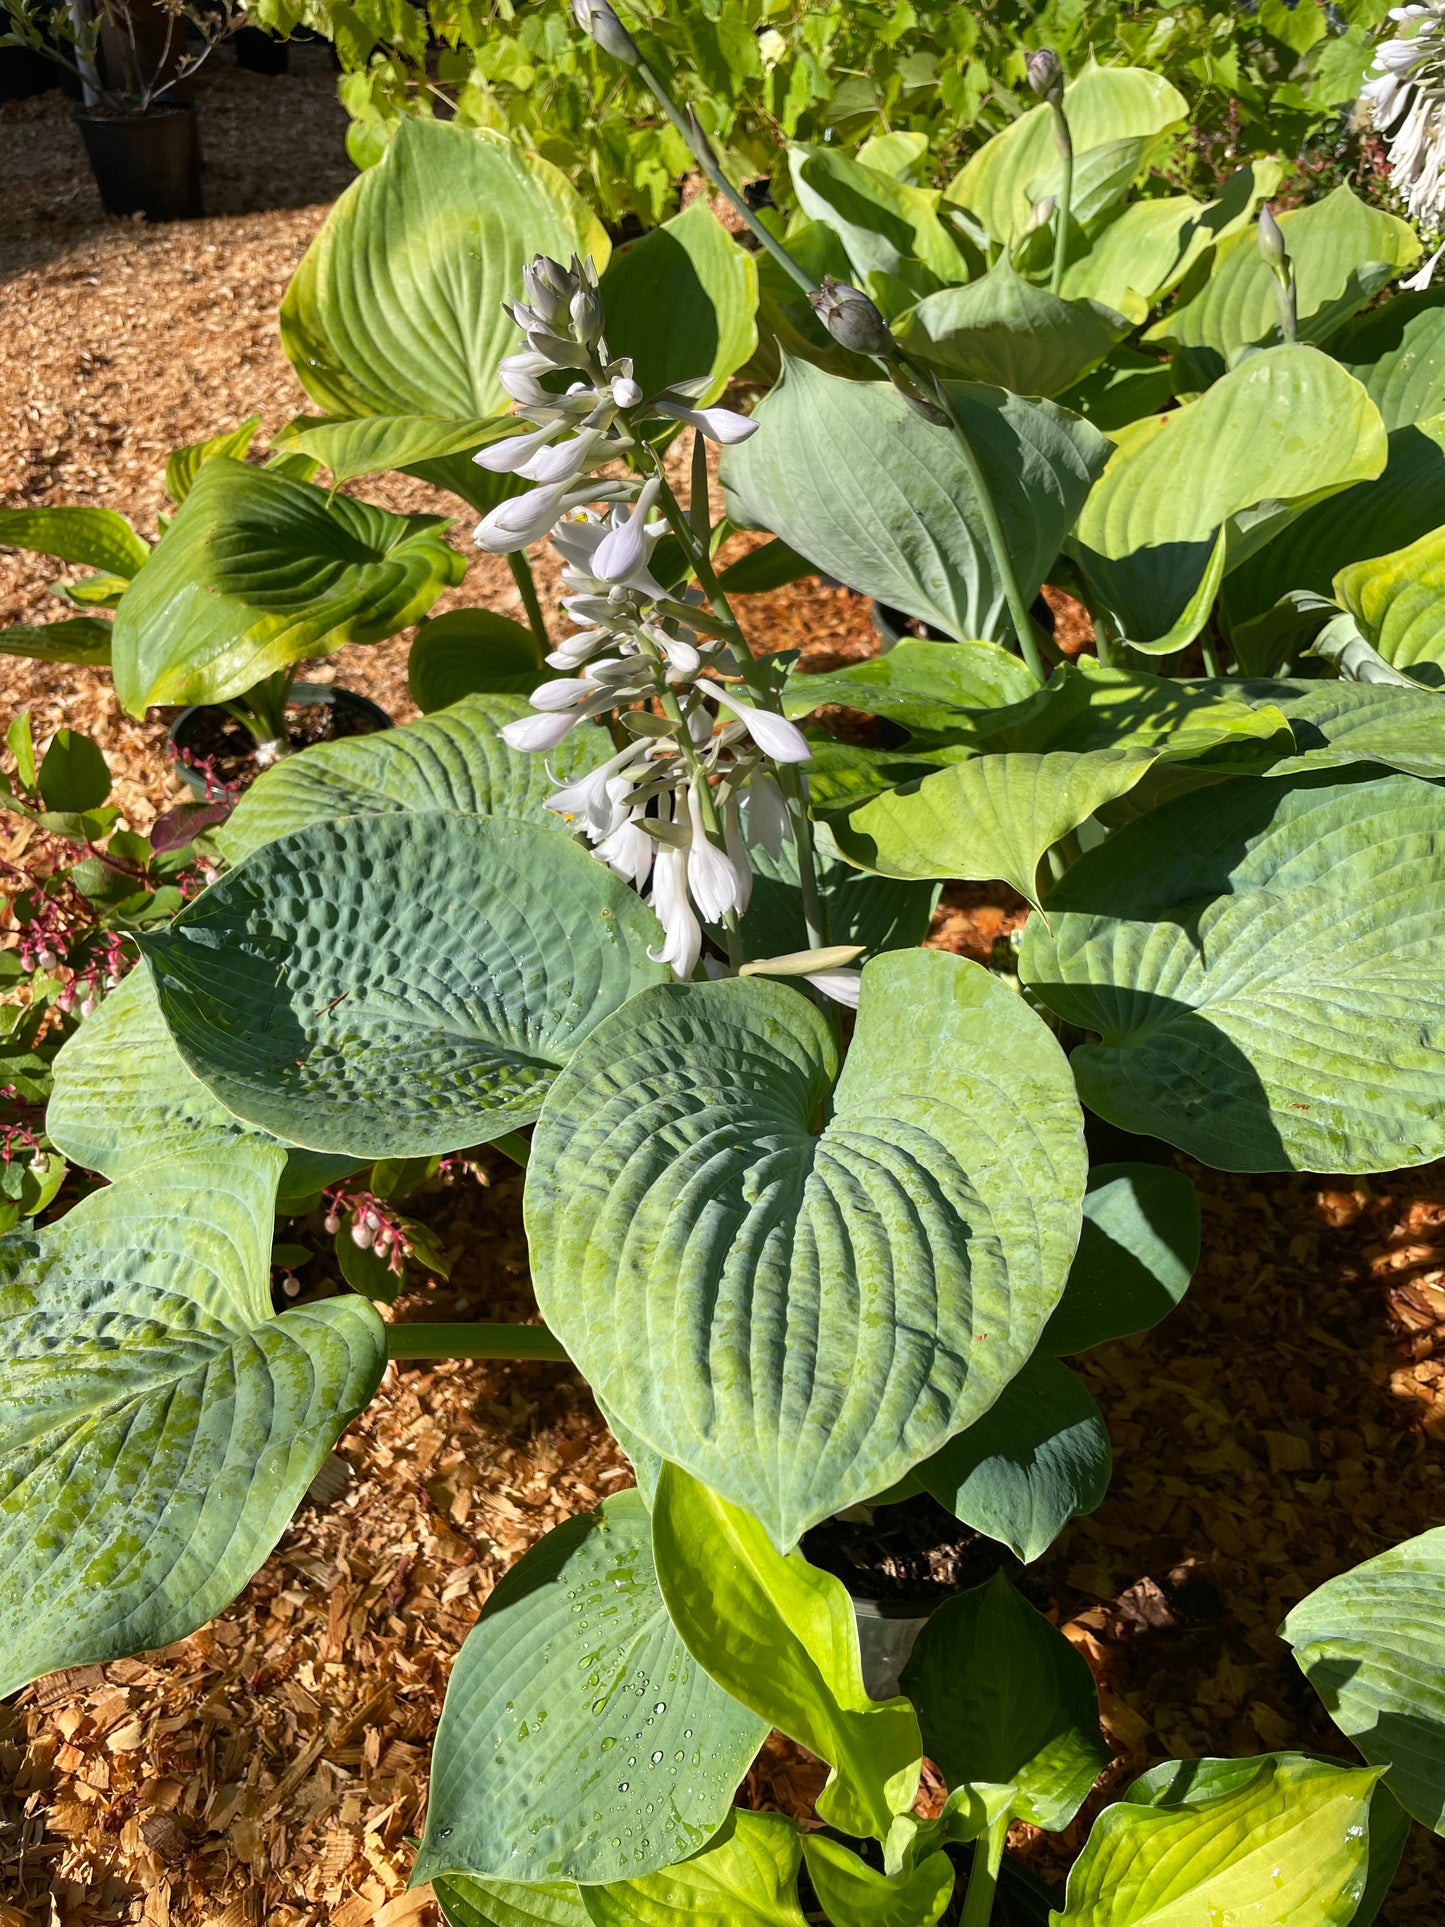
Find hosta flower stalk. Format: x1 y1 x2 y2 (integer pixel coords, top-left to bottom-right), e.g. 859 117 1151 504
1363 3 1445 245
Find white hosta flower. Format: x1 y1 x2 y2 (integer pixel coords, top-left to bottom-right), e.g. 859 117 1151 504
649 839 702 981
499 709 581 752
516 427 607 485
712 689 812 763
651 399 758 444
474 422 558 474
685 788 748 924
1404 235 1445 287
596 814 654 888
742 772 791 858
805 968 863 1008
475 478 582 553
722 797 754 913
1362 1 1445 227
592 478 662 581
545 744 650 834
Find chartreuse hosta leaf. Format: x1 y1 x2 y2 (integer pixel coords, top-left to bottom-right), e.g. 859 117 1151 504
895 257 1132 397
407 611 542 713
1282 1524 1445 1832
1334 525 1445 679
1335 288 1445 431
1126 1756 1409 1927
1145 185 1421 382
721 353 1108 647
434 1877 589 1927
47 967 355 1206
0 1147 387 1697
276 413 515 489
902 1573 1108 1832
801 1834 953 1927
580 1811 808 1927
165 416 260 505
111 456 463 714
598 199 758 403
414 1489 766 1889
0 505 150 577
1021 769 1445 1172
1207 676 1445 783
1069 345 1387 652
946 62 1186 244
216 694 609 865
783 638 1041 738
140 812 669 1160
280 116 609 422
528 951 1086 1545
652 1463 923 1842
788 142 969 289
1054 1754 1381 1926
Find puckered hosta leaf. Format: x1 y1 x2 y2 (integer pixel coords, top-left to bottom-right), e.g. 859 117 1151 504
901 1573 1108 1831
111 456 464 715
894 257 1131 398
1207 675 1445 781
721 354 1108 646
1335 287 1445 431
1069 345 1387 650
435 1877 589 1927
1282 1525 1445 1832
0 1148 387 1698
414 1490 767 1888
789 143 968 288
580 1811 808 1927
946 62 1186 244
1334 524 1445 678
1041 1162 1199 1356
651 1464 922 1842
216 695 608 865
913 1355 1111 1563
1055 1755 1379 1925
279 117 609 421
1145 185 1421 381
0 505 150 577
598 200 758 404
783 637 1040 737
0 617 112 666
1021 769 1445 1172
801 1836 953 1927
46 968 355 1205
140 812 669 1160
528 950 1086 1546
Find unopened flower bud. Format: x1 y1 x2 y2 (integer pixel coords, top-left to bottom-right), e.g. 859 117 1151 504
1027 46 1063 105
80 994 96 1018
572 0 641 65
36 946 58 971
352 1222 375 1250
1258 203 1287 273
1027 194 1057 233
807 276 895 357
324 1210 342 1235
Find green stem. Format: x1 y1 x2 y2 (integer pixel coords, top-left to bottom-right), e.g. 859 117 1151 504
1273 264 1299 345
490 1130 531 1168
1199 628 1224 677
508 550 550 667
1048 101 1074 298
386 1322 569 1362
960 1814 1009 1927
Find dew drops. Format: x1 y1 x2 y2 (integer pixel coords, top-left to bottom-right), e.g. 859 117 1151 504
653 1702 666 1715
618 1781 629 1792
651 1751 664 1765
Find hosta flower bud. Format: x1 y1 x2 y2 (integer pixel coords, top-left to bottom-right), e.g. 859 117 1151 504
807 276 895 358
1258 203 1287 272
572 0 641 66
1027 194 1057 233
1026 46 1063 104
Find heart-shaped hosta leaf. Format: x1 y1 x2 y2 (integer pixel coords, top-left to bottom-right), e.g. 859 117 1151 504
528 950 1086 1545
0 1148 387 1697
407 612 542 713
280 117 609 421
415 1490 767 1888
1335 524 1445 677
598 200 758 403
1021 769 1445 1172
789 143 968 288
721 353 1108 647
140 812 669 1160
1069 346 1387 649
1216 676 1445 782
111 456 464 714
580 1811 808 1927
783 638 1040 737
896 259 1131 398
1055 1755 1380 1926
435 1878 588 1927
216 696 608 866
1040 1163 1199 1356
913 1355 1111 1563
1282 1525 1445 1832
47 968 355 1205
1336 288 1445 431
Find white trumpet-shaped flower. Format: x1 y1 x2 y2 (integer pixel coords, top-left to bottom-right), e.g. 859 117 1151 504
1362 2 1445 231
711 689 812 763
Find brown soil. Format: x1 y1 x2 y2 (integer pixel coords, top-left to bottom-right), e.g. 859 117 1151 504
172 691 389 794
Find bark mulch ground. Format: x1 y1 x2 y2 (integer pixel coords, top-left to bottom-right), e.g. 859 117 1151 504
2 53 1443 1927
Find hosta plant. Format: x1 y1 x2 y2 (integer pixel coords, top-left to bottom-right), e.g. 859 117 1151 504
5 15 1445 1924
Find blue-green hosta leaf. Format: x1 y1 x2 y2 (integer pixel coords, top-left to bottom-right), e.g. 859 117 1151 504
279 117 609 421
783 638 1040 737
914 1355 1111 1563
0 505 149 577
140 812 669 1160
0 617 112 666
894 257 1132 398
732 819 937 964
1212 675 1445 780
216 695 609 866
1021 769 1445 1172
946 62 1187 244
599 200 758 404
901 1573 1108 1831
407 612 542 713
580 1811 809 1927
721 354 1108 647
1282 1524 1445 1832
652 1464 922 1842
801 1836 953 1927
789 143 966 288
1040 1163 1200 1356
415 1490 767 1888
1146 185 1420 383
435 1877 589 1927
1335 287 1445 431
0 1148 387 1697
528 950 1086 1546
111 457 464 715
46 968 355 1205
1069 345 1387 651
1334 524 1445 678
1125 1756 1409 1927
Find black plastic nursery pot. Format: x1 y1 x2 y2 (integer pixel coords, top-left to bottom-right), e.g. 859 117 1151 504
75 101 202 221
168 681 392 798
